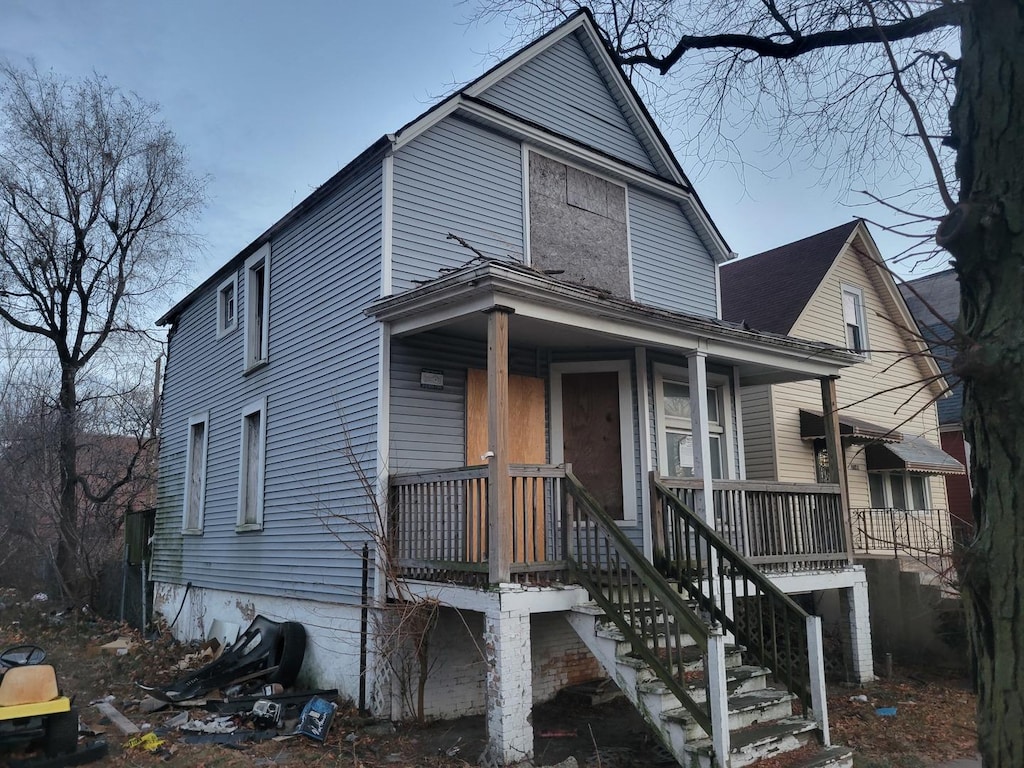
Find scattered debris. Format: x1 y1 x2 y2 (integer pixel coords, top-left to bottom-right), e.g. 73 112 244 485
296 696 337 742
140 616 306 703
125 732 164 752
98 637 134 656
137 695 169 714
876 706 898 717
93 701 139 735
849 694 869 702
181 715 238 734
539 729 579 738
252 699 283 729
164 711 189 729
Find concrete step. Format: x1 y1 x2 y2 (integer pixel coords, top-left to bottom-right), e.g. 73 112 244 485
637 664 770 707
685 715 818 768
663 686 796 741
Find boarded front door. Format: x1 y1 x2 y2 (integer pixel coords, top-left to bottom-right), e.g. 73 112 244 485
466 369 547 562
561 371 624 519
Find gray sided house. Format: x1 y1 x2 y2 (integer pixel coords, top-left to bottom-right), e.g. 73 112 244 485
155 12 866 768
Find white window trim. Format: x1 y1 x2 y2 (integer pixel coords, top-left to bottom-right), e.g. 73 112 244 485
237 396 267 531
244 244 271 371
216 274 238 338
182 411 210 534
550 360 638 525
869 471 932 511
841 283 869 358
652 363 734 480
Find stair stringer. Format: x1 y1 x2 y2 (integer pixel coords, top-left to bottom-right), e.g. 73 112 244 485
566 607 696 765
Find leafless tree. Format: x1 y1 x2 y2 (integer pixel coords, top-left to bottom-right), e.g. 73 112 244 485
474 2 1019 764
0 63 205 601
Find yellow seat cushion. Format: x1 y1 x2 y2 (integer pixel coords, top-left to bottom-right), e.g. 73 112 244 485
0 665 59 706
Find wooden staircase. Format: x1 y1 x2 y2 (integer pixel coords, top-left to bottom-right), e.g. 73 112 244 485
567 602 853 767
559 472 855 768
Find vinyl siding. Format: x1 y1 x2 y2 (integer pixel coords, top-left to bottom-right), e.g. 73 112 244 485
739 385 776 480
629 186 718 316
771 241 949 510
154 159 383 605
389 333 547 473
391 117 524 293
480 30 657 173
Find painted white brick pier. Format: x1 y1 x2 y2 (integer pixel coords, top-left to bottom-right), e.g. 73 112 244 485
483 605 533 766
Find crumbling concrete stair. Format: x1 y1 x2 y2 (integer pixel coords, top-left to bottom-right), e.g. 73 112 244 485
567 603 854 768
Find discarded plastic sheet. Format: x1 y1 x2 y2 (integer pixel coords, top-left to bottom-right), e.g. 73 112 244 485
140 616 306 703
296 696 337 742
181 715 238 734
875 706 898 717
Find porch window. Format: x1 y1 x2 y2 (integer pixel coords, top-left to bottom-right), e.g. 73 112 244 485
869 472 929 510
656 376 725 479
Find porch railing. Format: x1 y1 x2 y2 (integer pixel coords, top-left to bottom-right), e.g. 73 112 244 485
851 507 973 561
562 470 717 741
651 478 829 734
388 464 568 584
658 476 849 571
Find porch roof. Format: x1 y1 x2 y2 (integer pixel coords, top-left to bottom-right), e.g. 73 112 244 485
367 261 861 385
866 435 966 475
799 409 903 444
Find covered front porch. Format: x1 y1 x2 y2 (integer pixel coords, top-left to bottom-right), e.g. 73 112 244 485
370 261 861 587
369 262 868 766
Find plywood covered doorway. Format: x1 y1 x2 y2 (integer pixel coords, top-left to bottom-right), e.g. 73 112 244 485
466 369 547 562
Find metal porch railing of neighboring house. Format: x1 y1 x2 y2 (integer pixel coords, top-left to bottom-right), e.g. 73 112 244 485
561 469 724 750
851 507 975 575
658 477 849 571
651 477 830 740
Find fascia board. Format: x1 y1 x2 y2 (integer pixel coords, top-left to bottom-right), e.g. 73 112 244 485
369 267 857 375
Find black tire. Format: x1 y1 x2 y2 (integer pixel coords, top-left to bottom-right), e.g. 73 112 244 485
43 707 78 757
266 622 306 687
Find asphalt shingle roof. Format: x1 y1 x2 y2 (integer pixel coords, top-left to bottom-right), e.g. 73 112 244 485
719 220 860 334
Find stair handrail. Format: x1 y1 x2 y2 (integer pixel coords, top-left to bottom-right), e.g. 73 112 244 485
652 476 815 715
563 470 716 737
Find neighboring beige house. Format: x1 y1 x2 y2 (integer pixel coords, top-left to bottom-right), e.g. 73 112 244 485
720 220 965 552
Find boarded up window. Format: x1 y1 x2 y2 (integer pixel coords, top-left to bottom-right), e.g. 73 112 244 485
529 153 629 298
184 418 207 531
239 400 266 529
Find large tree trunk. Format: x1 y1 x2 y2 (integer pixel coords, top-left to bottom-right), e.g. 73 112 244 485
55 364 79 602
946 1 1024 765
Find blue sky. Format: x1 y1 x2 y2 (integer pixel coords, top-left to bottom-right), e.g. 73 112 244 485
1 0 937 317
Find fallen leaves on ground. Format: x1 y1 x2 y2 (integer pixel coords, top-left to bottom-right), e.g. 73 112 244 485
829 671 977 765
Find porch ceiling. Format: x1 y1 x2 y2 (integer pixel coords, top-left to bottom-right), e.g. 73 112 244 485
368 261 861 385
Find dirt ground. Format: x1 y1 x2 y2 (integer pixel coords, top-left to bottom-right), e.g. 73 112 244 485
0 593 978 768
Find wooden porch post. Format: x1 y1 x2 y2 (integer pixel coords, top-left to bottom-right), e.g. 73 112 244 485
820 376 854 562
487 307 514 583
688 350 715 526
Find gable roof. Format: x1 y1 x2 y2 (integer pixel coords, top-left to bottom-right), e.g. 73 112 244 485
719 220 860 334
160 11 731 326
900 269 962 426
900 269 959 330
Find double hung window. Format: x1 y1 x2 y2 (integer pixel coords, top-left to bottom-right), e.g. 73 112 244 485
655 370 727 479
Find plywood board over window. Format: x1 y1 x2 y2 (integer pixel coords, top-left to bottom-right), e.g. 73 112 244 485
529 152 630 298
466 369 547 562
